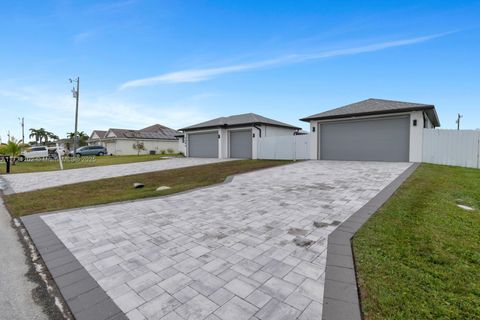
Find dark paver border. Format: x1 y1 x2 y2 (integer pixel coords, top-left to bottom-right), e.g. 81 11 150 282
322 163 420 320
15 169 277 320
21 214 128 320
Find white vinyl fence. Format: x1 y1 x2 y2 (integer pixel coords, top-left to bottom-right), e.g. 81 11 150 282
423 129 480 168
257 134 310 160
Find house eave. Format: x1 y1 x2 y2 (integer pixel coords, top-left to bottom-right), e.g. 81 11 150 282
300 106 440 127
180 122 301 132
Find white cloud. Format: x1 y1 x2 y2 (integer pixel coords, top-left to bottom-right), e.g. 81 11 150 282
120 31 455 89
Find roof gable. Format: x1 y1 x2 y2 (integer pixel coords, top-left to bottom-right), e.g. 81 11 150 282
90 130 107 140
300 98 440 127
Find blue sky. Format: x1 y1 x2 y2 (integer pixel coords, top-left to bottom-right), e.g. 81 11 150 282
1 0 479 142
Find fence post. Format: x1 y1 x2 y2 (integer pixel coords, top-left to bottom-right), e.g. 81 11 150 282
477 133 480 169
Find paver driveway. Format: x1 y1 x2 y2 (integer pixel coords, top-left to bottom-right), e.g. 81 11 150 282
41 161 412 320
0 158 228 194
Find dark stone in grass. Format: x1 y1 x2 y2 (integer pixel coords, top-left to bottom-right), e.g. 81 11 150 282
133 183 144 189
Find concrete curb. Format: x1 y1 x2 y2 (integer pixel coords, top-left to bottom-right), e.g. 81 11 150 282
322 163 420 320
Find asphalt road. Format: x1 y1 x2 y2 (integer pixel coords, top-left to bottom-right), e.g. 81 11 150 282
0 198 47 320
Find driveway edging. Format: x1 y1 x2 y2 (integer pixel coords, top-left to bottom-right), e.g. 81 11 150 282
322 162 420 320
21 214 128 320
17 173 243 320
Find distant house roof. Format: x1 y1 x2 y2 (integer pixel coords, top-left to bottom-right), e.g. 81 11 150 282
90 130 107 140
92 124 179 141
300 98 440 127
180 113 301 131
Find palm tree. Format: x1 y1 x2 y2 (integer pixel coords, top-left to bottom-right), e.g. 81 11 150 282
29 128 40 144
45 131 59 143
2 138 23 165
29 128 49 144
67 131 88 146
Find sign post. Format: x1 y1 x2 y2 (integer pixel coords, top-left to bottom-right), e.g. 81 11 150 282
56 143 64 170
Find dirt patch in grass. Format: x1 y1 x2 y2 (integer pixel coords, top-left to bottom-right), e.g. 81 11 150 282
353 164 480 319
4 160 291 217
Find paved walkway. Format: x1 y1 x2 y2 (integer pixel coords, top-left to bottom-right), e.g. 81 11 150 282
0 199 47 320
40 161 411 320
1 158 228 194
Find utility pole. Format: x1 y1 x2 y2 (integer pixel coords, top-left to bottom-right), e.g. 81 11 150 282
456 113 463 130
69 77 80 155
18 117 24 143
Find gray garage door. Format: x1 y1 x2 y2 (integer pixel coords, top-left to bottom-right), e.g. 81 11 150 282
188 132 218 158
320 116 410 162
230 130 252 158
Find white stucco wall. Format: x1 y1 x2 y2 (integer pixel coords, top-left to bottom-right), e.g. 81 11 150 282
307 111 429 162
409 111 424 162
177 137 186 155
107 139 178 155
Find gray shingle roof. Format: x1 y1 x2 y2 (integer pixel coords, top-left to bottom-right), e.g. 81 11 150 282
300 98 440 127
94 124 179 141
180 113 301 131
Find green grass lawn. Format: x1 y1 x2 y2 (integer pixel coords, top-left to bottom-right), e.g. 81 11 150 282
353 164 480 320
2 154 179 174
4 160 291 217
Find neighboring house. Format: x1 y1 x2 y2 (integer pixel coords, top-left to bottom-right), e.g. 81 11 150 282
89 124 180 155
300 98 440 162
179 113 301 159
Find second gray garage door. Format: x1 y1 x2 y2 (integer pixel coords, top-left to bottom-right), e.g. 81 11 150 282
188 132 218 158
320 116 410 162
229 130 252 158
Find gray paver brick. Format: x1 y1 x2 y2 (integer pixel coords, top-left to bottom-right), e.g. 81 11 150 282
224 278 257 298
40 161 411 320
260 277 297 301
209 288 234 306
246 290 272 308
115 291 145 313
174 294 218 320
256 298 301 320
214 296 258 320
138 293 181 320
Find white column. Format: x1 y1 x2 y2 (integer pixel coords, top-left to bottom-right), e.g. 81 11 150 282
409 111 424 162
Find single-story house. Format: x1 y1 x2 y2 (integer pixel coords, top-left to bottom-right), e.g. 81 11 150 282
300 98 440 162
179 113 301 159
88 124 180 155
